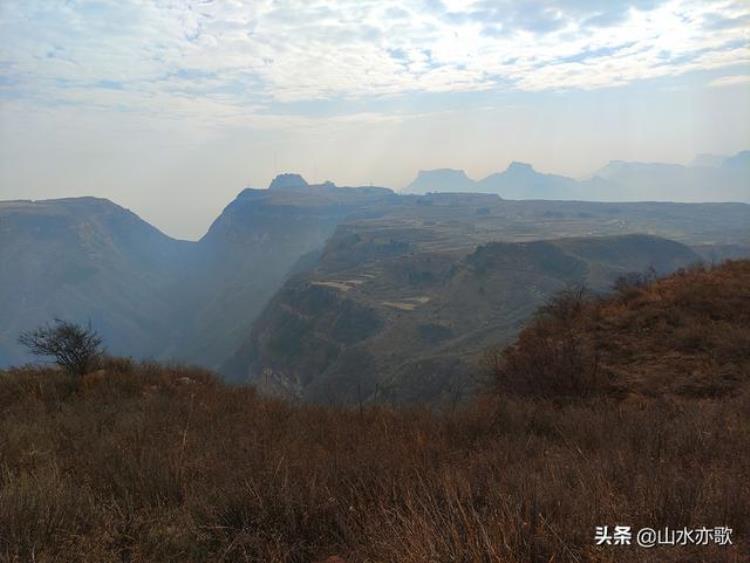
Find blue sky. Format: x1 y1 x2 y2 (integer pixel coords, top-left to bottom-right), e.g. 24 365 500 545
1 0 749 239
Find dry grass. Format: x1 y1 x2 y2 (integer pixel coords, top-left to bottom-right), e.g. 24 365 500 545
1 262 748 562
491 260 750 401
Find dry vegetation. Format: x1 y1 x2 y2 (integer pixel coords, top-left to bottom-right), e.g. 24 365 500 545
1 261 749 562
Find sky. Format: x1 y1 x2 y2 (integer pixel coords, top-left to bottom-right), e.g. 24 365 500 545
0 0 749 240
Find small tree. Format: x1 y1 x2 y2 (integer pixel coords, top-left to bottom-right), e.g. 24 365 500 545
18 319 103 376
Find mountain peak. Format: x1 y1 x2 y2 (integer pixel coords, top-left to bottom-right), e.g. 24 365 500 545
505 161 535 174
405 168 476 193
269 173 309 190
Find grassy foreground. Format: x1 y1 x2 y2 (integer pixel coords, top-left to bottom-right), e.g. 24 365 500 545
1 262 748 562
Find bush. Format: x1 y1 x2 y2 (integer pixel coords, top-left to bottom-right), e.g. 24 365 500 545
18 319 103 376
536 284 588 323
612 266 657 299
489 286 603 400
489 328 602 400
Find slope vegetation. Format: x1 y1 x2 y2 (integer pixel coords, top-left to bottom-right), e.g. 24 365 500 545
0 261 747 561
496 259 750 399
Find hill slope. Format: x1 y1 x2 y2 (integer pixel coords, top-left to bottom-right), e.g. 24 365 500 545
224 234 702 403
492 259 750 401
1 261 747 561
2 182 749 371
164 180 398 368
0 198 189 365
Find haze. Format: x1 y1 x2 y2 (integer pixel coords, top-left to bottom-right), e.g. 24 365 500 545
1 0 749 240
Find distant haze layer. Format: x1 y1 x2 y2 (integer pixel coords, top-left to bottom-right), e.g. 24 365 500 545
1 0 749 239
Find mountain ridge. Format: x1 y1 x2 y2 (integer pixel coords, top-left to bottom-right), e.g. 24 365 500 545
223 233 703 403
404 149 750 202
3 170 750 383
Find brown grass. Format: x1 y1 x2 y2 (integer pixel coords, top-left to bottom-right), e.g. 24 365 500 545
492 260 750 401
1 262 748 562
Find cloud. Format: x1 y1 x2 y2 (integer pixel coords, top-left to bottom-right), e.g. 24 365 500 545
0 0 748 123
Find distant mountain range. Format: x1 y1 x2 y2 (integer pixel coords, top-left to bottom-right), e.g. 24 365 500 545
2 166 750 402
405 150 750 202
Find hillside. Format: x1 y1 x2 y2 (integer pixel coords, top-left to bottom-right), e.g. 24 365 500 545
0 198 189 366
2 183 749 374
0 180 399 370
161 179 398 368
224 233 703 403
491 259 750 402
1 261 747 561
545 259 750 399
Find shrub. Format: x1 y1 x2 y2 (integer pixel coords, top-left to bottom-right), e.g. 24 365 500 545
18 319 103 376
489 285 603 400
612 266 657 299
535 284 588 323
489 328 601 400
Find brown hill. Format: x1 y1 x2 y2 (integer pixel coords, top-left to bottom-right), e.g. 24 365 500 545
0 262 747 561
491 260 750 400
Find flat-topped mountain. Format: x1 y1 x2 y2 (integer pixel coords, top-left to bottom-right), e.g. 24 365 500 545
405 149 750 203
268 173 309 190
405 169 477 193
477 161 580 199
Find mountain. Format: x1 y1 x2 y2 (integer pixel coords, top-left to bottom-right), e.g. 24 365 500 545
405 168 477 193
476 161 582 199
722 149 750 171
405 150 750 202
0 197 189 366
592 149 750 202
163 176 399 369
268 172 309 190
0 177 401 370
223 232 701 403
689 153 725 167
3 171 750 377
403 162 579 199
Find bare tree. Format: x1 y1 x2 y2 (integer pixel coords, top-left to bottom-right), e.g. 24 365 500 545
18 319 103 376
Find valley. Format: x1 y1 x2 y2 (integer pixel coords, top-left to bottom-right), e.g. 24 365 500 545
2 173 749 403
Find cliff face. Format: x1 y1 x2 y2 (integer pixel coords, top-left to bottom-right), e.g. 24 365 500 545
224 233 702 404
159 178 399 368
